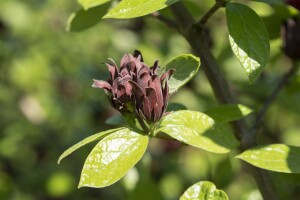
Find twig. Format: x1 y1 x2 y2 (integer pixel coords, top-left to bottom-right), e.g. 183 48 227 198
197 0 226 28
151 12 178 29
253 63 299 131
169 2 279 200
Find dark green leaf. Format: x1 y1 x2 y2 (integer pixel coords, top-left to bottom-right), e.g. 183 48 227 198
204 104 253 124
158 111 239 153
226 3 270 83
180 181 229 200
236 144 300 173
251 0 283 5
103 0 180 19
66 4 110 32
58 127 124 164
213 158 236 188
79 128 149 188
162 54 200 94
78 0 111 10
167 102 187 112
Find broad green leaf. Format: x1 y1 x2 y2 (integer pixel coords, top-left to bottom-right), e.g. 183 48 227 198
79 128 149 188
78 0 111 10
58 127 124 164
251 0 283 5
236 144 300 173
103 0 180 19
204 104 253 124
163 54 200 94
66 4 110 32
180 181 229 200
167 102 187 112
158 111 239 153
226 3 270 83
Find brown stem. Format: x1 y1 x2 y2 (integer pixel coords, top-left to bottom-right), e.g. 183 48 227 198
253 63 299 132
169 2 279 200
151 12 178 29
197 0 227 28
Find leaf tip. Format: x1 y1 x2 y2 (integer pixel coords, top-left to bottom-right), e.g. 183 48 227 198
57 156 63 164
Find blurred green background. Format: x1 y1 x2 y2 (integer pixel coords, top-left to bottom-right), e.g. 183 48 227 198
0 0 300 200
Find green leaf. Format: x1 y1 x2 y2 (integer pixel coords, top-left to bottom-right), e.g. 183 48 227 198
58 127 124 164
162 54 200 94
103 0 180 19
251 0 283 5
166 102 187 112
66 4 110 32
180 181 229 200
236 144 300 173
226 3 270 83
158 111 239 153
78 0 111 10
204 104 253 124
79 128 149 188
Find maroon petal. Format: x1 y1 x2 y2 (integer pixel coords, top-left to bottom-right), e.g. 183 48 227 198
106 59 119 82
138 64 150 74
149 75 163 112
133 50 143 62
92 79 112 91
138 72 151 91
120 54 131 68
118 75 132 96
160 69 175 82
150 60 159 75
146 87 159 122
129 80 145 108
116 84 126 99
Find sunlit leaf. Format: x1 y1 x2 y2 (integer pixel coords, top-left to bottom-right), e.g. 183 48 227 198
180 181 229 200
204 104 253 124
226 3 270 83
78 0 111 10
162 54 200 94
66 4 110 32
236 144 300 173
79 128 149 188
58 128 124 164
103 0 180 19
158 111 239 153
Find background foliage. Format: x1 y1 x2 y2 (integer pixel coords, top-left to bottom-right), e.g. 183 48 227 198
1 0 300 199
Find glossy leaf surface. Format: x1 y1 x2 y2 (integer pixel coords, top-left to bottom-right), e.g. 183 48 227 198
204 104 253 124
103 0 180 19
226 3 270 83
158 111 239 153
79 128 148 188
236 144 300 173
78 0 111 10
58 128 124 164
66 4 109 32
162 54 200 94
180 181 229 200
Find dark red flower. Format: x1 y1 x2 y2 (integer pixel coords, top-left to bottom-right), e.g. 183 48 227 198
93 50 174 124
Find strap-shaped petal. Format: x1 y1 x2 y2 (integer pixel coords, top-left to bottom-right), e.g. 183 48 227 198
92 79 112 91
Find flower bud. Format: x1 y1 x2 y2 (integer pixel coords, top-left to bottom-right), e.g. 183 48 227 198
93 50 174 124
